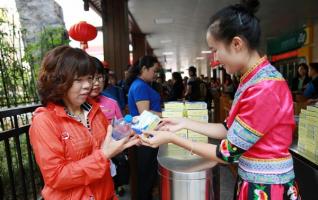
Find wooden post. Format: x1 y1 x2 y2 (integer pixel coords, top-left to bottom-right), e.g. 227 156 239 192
101 0 129 81
131 33 146 63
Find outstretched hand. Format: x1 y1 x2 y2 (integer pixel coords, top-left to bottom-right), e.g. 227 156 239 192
140 130 174 148
102 125 140 159
156 118 187 132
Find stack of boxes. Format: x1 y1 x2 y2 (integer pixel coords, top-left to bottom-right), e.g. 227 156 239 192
162 102 188 157
297 105 318 164
162 101 187 137
162 101 209 157
185 102 209 143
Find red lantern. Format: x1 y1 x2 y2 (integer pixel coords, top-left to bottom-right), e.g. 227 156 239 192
209 52 220 68
210 60 220 68
68 21 97 50
102 60 109 69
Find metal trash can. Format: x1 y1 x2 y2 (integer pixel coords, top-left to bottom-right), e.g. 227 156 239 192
158 144 217 200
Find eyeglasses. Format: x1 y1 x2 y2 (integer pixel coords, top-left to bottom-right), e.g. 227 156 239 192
93 76 105 82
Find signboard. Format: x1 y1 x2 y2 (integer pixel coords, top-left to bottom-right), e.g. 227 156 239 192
271 50 299 62
267 28 307 55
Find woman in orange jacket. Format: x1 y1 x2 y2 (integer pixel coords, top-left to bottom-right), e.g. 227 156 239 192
29 45 139 200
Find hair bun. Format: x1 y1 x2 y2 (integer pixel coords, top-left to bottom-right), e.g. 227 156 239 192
241 0 260 14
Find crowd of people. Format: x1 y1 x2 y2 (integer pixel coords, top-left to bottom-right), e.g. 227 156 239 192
121 62 318 109
292 62 318 104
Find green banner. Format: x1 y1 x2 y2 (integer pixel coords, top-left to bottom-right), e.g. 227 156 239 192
267 28 307 55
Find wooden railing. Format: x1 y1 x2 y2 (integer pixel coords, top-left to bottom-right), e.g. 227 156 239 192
0 104 43 200
219 94 232 122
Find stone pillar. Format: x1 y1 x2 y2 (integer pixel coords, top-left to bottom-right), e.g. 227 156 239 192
14 0 66 46
101 0 129 80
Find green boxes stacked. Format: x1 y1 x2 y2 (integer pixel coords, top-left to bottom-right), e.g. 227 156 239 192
162 101 209 157
297 105 318 164
162 102 187 137
162 102 187 157
185 102 209 143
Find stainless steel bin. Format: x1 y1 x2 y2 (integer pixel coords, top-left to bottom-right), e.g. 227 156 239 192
158 144 217 200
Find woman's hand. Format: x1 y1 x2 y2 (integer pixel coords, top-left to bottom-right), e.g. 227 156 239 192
156 118 187 132
102 125 140 159
140 130 175 148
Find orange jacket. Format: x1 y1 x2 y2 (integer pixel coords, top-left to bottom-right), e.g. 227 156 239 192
30 99 117 200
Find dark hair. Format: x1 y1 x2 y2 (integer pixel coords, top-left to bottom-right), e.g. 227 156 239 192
298 63 308 73
126 55 159 87
188 66 197 76
208 0 261 50
37 45 95 105
90 56 106 75
172 72 183 83
90 56 109 88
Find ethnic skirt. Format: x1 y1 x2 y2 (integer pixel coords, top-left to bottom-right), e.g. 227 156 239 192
234 177 301 200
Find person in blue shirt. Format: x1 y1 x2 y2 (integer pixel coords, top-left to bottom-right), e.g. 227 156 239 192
304 62 318 102
127 56 161 117
127 55 161 200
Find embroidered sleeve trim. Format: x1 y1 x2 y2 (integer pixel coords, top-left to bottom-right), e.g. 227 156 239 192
227 117 262 150
236 116 264 137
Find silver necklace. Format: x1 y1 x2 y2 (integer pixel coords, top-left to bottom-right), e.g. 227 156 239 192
66 109 84 123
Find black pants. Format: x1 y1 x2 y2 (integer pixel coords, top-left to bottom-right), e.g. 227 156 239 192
136 146 159 200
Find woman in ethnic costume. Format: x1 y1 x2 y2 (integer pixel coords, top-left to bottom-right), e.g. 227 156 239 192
140 0 301 199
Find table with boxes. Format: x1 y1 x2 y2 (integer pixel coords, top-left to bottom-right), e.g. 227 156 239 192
296 105 318 164
290 105 318 200
162 101 209 158
159 101 217 200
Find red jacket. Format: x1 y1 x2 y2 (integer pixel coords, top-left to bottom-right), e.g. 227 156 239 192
30 99 117 200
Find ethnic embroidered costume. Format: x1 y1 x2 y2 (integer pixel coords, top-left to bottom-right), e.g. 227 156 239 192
216 58 301 199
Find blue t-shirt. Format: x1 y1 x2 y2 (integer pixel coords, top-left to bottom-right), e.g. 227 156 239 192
303 77 318 99
128 78 161 116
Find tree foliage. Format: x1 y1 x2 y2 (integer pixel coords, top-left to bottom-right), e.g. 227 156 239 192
0 8 69 108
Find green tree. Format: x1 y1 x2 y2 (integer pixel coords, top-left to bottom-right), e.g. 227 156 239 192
0 8 69 107
23 26 70 78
